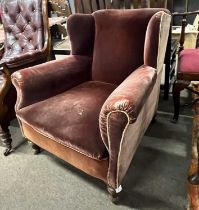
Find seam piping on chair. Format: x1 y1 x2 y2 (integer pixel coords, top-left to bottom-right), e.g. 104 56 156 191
17 116 108 161
12 77 22 111
156 12 163 72
106 110 133 188
157 12 171 73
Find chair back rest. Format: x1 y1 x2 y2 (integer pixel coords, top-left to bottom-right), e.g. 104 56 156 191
0 0 47 59
74 0 168 13
91 9 163 85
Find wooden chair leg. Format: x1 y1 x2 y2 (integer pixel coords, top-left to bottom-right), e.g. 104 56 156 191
0 124 12 156
172 80 189 123
188 136 199 185
32 143 41 155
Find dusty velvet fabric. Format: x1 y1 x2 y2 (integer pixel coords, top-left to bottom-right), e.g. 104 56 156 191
92 9 164 85
179 49 199 74
22 122 109 182
17 81 116 160
99 65 157 187
144 11 163 68
67 14 95 55
12 55 92 110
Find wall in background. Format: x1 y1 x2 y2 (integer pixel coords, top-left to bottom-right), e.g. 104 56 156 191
173 0 199 25
69 0 75 13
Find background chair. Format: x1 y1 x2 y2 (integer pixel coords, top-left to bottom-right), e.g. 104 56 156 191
12 9 171 202
0 0 52 155
172 10 199 122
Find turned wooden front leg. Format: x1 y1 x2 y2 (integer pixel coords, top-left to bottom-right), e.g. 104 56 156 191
172 80 190 122
188 115 199 185
0 124 12 156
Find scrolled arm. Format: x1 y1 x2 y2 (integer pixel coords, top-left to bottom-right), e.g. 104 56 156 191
11 55 92 110
99 65 157 188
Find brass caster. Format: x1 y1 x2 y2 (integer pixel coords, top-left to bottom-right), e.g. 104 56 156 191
188 173 199 185
107 185 122 204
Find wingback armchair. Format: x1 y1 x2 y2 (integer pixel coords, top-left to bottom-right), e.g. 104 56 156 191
12 9 171 202
0 0 51 155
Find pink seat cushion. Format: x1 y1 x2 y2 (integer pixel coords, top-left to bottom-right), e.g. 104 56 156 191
17 81 116 160
179 49 199 73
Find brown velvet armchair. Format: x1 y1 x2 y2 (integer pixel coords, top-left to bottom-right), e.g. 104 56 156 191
0 0 51 155
12 9 171 202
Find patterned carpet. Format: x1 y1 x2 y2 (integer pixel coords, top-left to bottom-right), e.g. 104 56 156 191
188 84 199 210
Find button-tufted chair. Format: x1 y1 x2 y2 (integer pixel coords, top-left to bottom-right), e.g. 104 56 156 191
12 9 171 202
0 0 51 156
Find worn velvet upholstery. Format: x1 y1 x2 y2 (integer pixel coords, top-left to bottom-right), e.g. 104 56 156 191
67 14 95 55
17 81 116 160
12 55 92 110
92 9 163 85
12 9 171 191
179 49 199 74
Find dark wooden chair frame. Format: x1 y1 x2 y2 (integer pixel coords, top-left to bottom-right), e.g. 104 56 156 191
172 10 199 123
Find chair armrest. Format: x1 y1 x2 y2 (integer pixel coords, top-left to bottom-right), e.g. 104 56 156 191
4 49 49 68
99 65 157 188
11 55 92 110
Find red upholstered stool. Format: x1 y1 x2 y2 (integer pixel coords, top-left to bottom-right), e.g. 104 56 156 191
172 48 199 122
179 49 199 74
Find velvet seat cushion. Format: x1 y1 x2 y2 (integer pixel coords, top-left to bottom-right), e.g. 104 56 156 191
179 49 199 74
17 81 116 160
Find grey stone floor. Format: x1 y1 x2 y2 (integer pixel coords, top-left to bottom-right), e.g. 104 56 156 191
0 94 193 210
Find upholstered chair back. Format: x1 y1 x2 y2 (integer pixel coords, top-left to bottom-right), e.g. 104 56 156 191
0 0 45 60
68 9 168 85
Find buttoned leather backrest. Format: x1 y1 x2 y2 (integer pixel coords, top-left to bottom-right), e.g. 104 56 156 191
0 0 44 60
